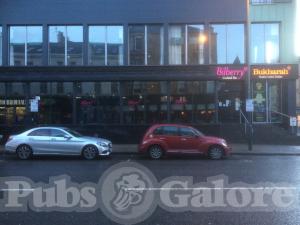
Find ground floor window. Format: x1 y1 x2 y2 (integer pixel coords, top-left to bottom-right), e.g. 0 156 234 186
170 81 216 123
218 81 244 123
252 80 282 123
30 82 73 124
0 80 287 126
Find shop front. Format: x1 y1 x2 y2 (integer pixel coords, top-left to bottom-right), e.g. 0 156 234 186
4 64 294 143
251 64 298 124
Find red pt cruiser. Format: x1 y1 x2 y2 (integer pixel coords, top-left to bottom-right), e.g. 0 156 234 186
139 124 231 160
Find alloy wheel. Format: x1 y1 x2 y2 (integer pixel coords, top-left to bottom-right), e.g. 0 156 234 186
149 146 163 159
17 145 32 160
208 146 223 160
83 146 98 160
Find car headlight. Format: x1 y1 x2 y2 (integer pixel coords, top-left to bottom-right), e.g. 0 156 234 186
98 142 108 147
221 140 227 146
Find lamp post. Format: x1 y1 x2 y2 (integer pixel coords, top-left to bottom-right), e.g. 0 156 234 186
246 0 253 150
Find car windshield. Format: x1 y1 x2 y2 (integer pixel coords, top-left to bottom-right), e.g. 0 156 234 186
192 128 204 137
64 129 83 137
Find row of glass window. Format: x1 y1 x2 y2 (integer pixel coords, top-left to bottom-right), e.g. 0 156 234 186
0 81 218 125
0 23 279 66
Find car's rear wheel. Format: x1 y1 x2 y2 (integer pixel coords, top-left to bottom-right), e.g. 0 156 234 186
16 145 32 160
208 145 224 160
82 145 98 160
148 145 163 159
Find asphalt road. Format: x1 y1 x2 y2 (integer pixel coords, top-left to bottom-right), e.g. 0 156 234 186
1 153 300 225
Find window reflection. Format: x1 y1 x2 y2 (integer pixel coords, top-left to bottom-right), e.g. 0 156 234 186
49 26 83 66
88 26 105 65
169 25 185 65
122 82 145 124
129 26 145 65
67 26 83 66
96 82 120 124
10 27 26 66
251 23 279 64
88 26 124 66
145 82 168 123
76 82 97 124
210 24 245 64
49 26 66 66
187 25 205 64
30 82 73 124
129 25 164 65
147 26 164 65
10 26 43 66
170 81 215 123
107 26 124 65
27 27 43 66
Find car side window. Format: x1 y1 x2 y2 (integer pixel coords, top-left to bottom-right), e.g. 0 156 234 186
28 129 51 137
179 127 196 137
51 129 67 137
162 126 179 136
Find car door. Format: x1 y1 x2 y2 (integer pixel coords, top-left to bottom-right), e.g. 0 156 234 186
178 127 200 153
48 129 80 155
27 129 52 154
160 126 181 153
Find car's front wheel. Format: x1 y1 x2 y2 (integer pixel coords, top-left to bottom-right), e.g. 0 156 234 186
148 145 163 159
16 145 32 160
82 145 98 160
208 145 224 160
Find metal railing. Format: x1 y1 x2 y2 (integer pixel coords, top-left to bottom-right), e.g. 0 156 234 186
239 109 253 150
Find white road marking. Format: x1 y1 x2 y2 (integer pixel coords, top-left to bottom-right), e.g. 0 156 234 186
125 187 298 191
0 189 35 192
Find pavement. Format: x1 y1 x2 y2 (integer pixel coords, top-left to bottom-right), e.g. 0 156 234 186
1 143 300 155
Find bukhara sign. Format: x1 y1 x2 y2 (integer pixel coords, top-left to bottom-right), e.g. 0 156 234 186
251 64 298 79
215 66 248 80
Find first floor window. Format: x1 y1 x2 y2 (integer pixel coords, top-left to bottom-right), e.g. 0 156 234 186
9 26 43 66
210 24 245 64
251 23 279 64
129 25 164 65
88 26 124 66
169 24 205 65
49 26 83 66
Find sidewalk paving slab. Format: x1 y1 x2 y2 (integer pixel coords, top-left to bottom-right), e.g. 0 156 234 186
1 144 300 155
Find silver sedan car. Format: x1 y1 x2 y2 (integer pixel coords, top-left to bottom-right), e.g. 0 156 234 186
5 127 112 160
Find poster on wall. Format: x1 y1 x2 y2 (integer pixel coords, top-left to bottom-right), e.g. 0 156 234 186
253 81 266 122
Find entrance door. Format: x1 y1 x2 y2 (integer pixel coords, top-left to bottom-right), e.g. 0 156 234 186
218 81 244 123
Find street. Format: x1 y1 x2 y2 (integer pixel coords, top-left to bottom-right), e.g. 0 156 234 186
1 153 300 225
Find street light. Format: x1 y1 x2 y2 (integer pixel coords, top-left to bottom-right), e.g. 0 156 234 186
198 33 207 44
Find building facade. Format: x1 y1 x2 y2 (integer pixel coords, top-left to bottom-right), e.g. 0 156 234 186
250 0 299 125
0 0 298 143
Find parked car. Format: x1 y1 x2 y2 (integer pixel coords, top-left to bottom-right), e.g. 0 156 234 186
139 124 230 160
5 127 112 160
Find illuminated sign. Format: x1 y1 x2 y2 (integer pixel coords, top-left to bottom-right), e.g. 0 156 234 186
251 65 298 79
215 66 248 80
0 99 26 106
